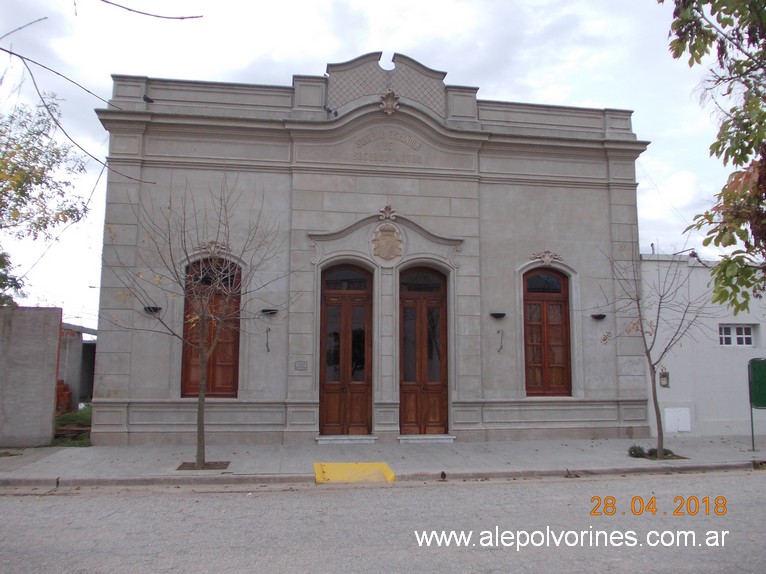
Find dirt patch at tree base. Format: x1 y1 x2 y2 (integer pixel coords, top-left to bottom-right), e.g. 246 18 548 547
176 461 231 471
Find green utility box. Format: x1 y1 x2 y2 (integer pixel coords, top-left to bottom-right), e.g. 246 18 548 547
748 358 766 409
747 359 766 451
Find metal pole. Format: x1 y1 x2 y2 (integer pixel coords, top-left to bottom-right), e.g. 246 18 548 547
752 405 756 452
749 359 757 452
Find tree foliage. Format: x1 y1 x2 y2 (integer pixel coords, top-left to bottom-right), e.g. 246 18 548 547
660 0 766 312
1 99 87 237
0 98 87 303
0 250 22 305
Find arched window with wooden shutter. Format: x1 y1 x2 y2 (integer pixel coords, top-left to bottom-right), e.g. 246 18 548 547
181 257 241 398
523 268 571 397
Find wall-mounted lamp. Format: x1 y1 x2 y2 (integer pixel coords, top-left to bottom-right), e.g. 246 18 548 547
591 313 606 320
261 308 278 316
659 370 670 388
490 312 506 319
144 306 162 316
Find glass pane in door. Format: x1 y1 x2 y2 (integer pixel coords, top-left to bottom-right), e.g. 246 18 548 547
325 305 340 382
427 307 441 381
351 305 366 382
402 306 417 382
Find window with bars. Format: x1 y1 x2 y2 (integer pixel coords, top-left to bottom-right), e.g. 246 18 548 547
718 325 754 347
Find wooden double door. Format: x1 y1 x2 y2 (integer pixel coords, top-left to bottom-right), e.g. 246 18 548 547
319 265 449 436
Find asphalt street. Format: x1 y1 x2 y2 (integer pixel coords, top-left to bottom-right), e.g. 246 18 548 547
0 468 762 573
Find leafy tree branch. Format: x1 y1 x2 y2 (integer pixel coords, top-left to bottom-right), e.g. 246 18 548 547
659 0 766 311
0 98 87 303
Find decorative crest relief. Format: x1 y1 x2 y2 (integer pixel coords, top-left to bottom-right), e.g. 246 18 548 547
379 90 400 115
530 250 563 266
379 204 397 220
372 222 404 261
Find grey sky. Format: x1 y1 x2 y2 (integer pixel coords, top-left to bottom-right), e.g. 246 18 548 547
0 0 729 327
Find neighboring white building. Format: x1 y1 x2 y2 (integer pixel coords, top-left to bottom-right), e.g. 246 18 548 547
91 53 651 446
640 254 766 437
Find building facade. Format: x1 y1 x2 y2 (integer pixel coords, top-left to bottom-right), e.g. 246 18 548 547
92 53 650 445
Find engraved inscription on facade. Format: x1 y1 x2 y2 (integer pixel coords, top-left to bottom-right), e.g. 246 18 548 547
352 128 424 165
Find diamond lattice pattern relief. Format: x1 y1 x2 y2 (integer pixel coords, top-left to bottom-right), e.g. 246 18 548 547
393 62 445 116
328 59 445 117
328 62 388 111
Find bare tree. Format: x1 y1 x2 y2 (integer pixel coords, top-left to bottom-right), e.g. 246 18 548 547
106 178 283 469
606 250 717 459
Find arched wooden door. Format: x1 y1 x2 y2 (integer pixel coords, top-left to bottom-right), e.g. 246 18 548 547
523 268 571 396
319 265 373 435
400 267 448 434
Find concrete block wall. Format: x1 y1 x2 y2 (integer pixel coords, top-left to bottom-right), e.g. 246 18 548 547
0 307 61 447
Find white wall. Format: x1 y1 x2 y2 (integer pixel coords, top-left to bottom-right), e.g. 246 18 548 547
641 255 766 436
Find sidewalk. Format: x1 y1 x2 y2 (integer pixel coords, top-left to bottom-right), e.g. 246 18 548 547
1 435 763 490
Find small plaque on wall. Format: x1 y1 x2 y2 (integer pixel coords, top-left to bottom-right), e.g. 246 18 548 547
294 360 308 372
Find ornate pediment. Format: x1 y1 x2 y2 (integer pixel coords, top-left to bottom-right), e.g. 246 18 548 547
308 205 462 269
326 52 447 118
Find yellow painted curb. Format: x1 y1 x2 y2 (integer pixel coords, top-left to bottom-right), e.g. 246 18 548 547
314 462 396 484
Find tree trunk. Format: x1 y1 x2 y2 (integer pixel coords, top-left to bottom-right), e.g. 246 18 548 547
195 318 208 470
649 363 664 459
